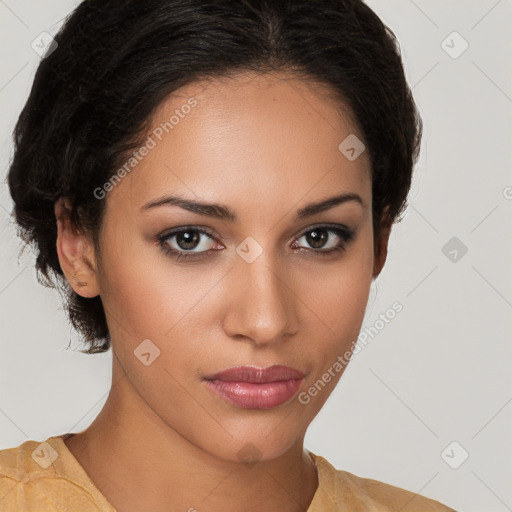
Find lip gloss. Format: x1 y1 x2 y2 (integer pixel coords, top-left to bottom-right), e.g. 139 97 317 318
203 365 305 409
204 378 304 409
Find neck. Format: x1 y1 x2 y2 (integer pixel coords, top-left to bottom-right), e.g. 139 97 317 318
64 357 319 512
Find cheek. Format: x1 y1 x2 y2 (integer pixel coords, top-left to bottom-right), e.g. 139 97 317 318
293 251 374 407
99 253 211 340
96 229 225 370
298 229 374 335
293 231 375 402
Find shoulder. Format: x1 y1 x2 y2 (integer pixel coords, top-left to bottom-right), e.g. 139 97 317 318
0 438 53 510
0 438 50 482
0 436 114 511
311 453 458 512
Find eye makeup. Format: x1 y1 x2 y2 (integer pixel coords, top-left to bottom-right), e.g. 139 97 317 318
153 223 356 262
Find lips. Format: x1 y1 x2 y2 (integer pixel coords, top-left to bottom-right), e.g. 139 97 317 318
203 365 305 410
204 365 305 383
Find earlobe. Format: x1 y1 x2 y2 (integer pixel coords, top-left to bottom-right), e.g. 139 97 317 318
55 197 100 298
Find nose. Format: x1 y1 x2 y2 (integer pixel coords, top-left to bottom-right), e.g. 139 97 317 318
221 254 299 347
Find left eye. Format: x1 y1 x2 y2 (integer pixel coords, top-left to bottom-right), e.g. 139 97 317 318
293 226 352 251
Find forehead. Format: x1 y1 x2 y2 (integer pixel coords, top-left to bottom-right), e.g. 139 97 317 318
108 70 371 216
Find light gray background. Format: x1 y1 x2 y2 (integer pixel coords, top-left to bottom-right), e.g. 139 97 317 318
1 1 511 511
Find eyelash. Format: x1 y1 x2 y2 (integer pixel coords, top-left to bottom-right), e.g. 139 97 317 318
154 224 355 262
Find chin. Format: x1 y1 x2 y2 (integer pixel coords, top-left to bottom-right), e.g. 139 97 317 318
198 425 305 466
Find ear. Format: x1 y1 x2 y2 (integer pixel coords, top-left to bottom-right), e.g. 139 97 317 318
372 207 392 280
55 197 100 298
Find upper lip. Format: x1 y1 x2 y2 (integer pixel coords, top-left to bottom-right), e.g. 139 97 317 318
203 365 305 383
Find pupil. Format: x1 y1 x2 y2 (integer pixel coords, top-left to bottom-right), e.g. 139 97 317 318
177 231 199 250
307 229 326 249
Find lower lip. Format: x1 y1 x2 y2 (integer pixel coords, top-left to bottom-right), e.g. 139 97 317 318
204 378 304 409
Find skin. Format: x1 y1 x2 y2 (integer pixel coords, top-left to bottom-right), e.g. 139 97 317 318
55 70 391 512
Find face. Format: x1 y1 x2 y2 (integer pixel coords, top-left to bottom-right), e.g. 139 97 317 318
63 70 387 463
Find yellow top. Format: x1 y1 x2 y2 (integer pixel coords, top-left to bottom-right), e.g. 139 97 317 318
0 434 456 511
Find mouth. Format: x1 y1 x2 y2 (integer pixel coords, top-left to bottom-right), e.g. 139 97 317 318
203 365 305 410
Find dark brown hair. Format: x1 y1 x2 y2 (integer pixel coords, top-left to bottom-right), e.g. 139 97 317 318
7 0 422 353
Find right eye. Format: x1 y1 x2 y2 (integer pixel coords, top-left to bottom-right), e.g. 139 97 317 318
155 227 223 261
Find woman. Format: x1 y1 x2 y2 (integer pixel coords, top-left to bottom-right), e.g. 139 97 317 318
0 0 457 510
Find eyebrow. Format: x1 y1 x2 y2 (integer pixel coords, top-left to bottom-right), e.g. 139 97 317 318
140 192 364 222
